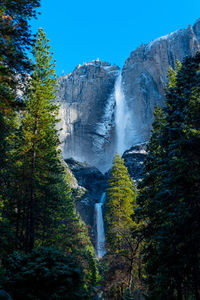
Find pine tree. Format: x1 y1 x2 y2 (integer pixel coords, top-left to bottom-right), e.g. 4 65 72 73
136 107 168 299
2 247 89 299
0 27 99 295
0 0 40 174
138 53 200 300
106 153 136 251
0 0 40 255
104 153 141 299
0 0 40 75
1 28 65 252
0 28 99 295
20 28 60 251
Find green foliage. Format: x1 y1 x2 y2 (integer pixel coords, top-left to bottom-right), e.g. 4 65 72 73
166 60 182 89
0 0 40 180
1 247 89 300
123 289 134 300
138 53 200 299
0 0 40 74
103 153 144 299
1 28 62 252
0 4 98 297
106 153 136 251
0 0 40 257
0 26 98 298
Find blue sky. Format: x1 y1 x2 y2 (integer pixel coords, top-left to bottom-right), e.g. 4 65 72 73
31 0 200 76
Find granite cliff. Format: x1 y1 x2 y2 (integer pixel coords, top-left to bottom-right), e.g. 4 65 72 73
56 19 200 172
122 19 200 144
56 60 119 172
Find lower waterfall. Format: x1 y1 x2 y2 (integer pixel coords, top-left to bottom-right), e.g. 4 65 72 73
95 192 106 258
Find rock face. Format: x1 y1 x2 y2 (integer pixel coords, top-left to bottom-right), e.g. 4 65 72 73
122 143 147 181
122 19 200 145
56 60 120 172
56 19 200 172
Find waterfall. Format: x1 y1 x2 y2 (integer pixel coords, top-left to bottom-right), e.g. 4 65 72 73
95 192 106 258
114 72 127 155
94 74 130 258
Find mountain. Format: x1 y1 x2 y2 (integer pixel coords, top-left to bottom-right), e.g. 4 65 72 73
122 19 200 143
56 19 200 172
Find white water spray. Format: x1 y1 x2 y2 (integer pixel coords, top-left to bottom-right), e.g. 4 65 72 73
95 192 106 258
114 73 127 155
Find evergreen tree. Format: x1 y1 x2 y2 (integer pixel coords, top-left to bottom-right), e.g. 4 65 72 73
0 0 40 74
17 28 60 251
0 0 40 172
106 153 136 251
104 153 142 299
0 28 65 253
138 53 200 300
0 27 99 296
0 0 40 254
1 247 89 300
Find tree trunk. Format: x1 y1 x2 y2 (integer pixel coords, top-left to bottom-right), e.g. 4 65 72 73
29 141 36 250
27 119 38 251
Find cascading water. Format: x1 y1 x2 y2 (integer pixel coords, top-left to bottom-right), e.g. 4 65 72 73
114 72 127 155
95 192 106 258
95 74 129 258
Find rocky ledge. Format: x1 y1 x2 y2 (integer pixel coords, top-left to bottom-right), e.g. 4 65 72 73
123 143 148 181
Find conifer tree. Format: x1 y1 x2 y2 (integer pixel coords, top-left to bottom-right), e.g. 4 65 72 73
104 153 141 299
1 28 65 252
106 153 136 251
22 28 59 250
0 0 40 254
138 53 200 300
1 247 89 299
0 28 99 295
0 0 40 180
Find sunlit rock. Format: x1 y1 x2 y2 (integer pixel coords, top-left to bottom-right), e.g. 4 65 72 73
122 19 200 142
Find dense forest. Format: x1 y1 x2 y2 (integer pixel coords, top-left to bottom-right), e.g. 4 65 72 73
0 1 200 299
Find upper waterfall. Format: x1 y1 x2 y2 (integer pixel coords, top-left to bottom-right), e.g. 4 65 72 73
114 73 127 155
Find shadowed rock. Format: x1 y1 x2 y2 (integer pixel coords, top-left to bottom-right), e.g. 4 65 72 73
122 143 147 181
65 158 107 243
